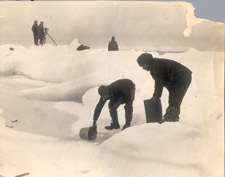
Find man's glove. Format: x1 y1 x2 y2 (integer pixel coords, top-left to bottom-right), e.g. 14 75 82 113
150 96 160 102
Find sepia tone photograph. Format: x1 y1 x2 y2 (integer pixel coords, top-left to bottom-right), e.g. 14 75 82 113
0 1 224 177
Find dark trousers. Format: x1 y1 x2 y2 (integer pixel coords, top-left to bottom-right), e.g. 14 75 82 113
33 34 39 45
168 74 192 109
40 38 46 46
108 87 135 125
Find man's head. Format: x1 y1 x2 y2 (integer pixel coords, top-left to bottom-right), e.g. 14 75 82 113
137 53 154 71
111 36 115 41
98 85 109 100
34 20 38 24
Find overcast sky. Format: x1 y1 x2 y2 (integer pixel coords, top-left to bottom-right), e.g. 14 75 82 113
0 1 223 51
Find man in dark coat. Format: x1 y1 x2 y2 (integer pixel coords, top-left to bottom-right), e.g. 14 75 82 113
137 53 192 122
38 21 46 46
32 21 39 45
92 79 135 130
108 36 119 51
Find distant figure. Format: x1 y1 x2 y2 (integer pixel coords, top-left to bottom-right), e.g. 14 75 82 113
137 53 192 122
31 20 39 45
108 36 119 51
77 45 90 51
38 21 46 46
92 79 135 131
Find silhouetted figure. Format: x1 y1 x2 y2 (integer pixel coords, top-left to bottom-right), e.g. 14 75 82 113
108 36 119 51
31 20 39 45
137 53 192 122
38 21 46 46
92 79 135 131
77 45 90 51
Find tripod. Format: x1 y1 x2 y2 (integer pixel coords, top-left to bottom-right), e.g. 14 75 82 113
46 31 57 46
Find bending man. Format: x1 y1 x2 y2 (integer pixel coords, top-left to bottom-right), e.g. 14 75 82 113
92 79 135 130
137 53 192 122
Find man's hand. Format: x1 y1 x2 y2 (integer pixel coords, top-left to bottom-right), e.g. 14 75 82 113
151 96 160 102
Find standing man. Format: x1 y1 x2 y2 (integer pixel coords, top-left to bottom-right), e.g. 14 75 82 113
92 79 135 130
137 53 192 122
38 21 46 46
108 36 119 51
31 20 39 45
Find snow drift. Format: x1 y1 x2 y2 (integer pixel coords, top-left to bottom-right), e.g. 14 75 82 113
0 42 222 103
0 41 223 177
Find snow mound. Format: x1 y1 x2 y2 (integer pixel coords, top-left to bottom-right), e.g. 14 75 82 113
101 123 205 164
98 123 208 177
68 38 81 49
7 45 218 103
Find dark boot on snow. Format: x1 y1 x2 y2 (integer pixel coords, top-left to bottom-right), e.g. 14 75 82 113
164 115 179 122
105 123 120 130
122 124 130 130
164 106 180 122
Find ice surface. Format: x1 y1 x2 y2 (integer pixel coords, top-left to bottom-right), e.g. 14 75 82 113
0 43 223 177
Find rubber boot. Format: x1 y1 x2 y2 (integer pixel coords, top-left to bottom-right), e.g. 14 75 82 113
105 108 120 130
122 124 130 130
122 103 133 130
105 123 120 130
164 106 180 122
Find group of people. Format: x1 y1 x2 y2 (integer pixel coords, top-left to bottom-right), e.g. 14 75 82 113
92 53 192 131
32 23 191 130
32 20 47 46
